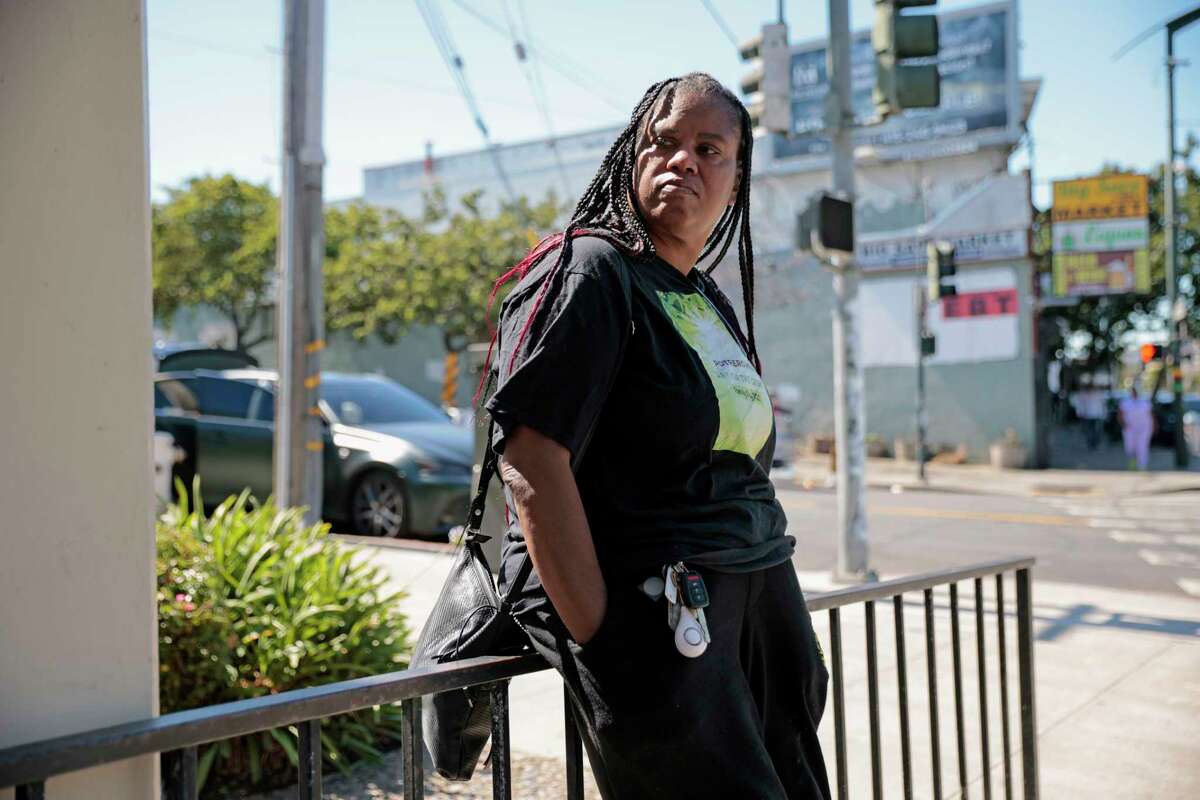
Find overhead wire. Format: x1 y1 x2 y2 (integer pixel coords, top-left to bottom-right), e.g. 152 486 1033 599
698 0 741 50
503 0 573 200
445 0 627 113
415 0 516 202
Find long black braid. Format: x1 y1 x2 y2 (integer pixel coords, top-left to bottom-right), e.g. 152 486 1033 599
478 72 761 402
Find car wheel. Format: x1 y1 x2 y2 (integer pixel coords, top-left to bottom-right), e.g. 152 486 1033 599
350 470 410 538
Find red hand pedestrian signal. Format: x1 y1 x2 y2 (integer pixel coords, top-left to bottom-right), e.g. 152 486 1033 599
1139 343 1163 363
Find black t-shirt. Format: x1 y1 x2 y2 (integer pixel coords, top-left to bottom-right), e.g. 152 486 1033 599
486 235 794 592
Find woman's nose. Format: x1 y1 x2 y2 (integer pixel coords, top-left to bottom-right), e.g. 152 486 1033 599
666 147 697 173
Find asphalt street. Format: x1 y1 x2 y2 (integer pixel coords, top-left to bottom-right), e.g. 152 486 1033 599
779 485 1200 598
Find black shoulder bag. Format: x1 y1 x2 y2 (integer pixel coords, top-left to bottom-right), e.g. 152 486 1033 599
409 255 633 781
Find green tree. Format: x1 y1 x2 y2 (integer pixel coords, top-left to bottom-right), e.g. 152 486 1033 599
324 188 563 344
153 174 278 351
1037 163 1200 371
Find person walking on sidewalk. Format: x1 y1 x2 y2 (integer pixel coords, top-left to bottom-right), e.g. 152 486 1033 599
1076 377 1107 450
1119 385 1155 470
481 73 831 800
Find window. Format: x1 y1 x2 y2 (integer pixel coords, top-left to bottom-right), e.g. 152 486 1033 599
192 377 257 419
249 386 275 422
154 379 199 414
320 376 447 425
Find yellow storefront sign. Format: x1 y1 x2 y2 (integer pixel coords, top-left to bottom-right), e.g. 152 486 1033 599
1052 250 1150 296
1050 174 1149 222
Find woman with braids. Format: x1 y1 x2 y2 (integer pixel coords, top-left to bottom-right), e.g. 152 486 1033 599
483 72 831 799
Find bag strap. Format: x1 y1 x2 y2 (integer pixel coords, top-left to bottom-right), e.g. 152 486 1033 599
466 252 635 600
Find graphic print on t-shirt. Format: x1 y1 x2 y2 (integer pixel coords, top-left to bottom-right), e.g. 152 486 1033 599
657 291 773 458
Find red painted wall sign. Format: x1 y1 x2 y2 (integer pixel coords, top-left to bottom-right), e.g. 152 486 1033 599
940 289 1018 319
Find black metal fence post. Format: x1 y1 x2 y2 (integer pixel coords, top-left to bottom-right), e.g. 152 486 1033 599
829 607 850 800
924 588 943 800
298 719 321 799
893 594 914 800
402 696 424 800
1016 568 1040 799
15 782 45 800
162 746 197 800
489 681 512 800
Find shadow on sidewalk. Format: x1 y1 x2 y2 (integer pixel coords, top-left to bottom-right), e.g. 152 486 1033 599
1034 602 1200 642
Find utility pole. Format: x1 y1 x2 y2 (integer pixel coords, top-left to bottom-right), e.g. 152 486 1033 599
275 0 327 522
1164 9 1199 468
827 0 869 581
915 285 929 482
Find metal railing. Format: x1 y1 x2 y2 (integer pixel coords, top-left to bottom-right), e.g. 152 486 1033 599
0 556 1037 799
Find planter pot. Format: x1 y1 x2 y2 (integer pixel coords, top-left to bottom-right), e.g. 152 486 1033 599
990 443 1027 469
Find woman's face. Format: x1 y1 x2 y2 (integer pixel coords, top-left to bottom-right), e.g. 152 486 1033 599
633 90 741 246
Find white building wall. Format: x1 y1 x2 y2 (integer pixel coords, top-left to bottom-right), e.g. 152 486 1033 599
0 2 158 797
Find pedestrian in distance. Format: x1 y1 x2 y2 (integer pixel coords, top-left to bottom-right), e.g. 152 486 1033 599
1118 385 1155 470
1076 376 1107 450
479 73 831 799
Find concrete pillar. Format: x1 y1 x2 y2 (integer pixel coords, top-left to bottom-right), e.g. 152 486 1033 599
0 2 158 797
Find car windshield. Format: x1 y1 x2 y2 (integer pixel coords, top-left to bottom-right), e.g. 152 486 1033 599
321 376 448 425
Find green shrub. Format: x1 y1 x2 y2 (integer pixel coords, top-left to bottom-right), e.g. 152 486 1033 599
158 483 411 795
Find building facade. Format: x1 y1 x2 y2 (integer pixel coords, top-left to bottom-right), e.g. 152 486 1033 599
361 1 1040 463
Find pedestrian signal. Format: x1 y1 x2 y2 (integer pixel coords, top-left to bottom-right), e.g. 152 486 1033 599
797 192 854 257
1140 343 1164 363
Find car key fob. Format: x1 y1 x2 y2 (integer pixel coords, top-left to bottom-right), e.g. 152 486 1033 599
680 568 709 609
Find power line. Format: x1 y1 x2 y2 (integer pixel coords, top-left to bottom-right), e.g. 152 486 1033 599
698 0 740 50
415 0 516 201
503 0 572 199
445 0 627 113
149 28 613 124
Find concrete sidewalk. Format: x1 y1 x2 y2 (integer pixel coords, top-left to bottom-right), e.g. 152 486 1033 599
371 544 1200 799
782 454 1200 499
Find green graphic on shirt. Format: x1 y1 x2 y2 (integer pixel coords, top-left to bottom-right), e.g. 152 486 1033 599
657 291 773 457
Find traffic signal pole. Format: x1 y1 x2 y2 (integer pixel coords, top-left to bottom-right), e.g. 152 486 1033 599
275 0 327 522
1164 12 1198 469
915 285 929 482
828 0 871 581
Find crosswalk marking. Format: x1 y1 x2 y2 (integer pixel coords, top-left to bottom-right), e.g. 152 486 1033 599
1177 578 1200 598
1110 531 1166 545
1138 549 1200 568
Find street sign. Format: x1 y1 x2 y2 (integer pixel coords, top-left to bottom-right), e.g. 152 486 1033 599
1051 173 1151 297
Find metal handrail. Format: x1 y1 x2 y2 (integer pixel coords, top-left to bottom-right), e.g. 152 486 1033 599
0 555 1039 799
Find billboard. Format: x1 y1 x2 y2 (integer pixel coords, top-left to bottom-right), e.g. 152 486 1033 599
1051 174 1151 297
775 1 1016 160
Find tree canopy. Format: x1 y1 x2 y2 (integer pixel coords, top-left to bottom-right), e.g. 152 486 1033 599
152 175 563 350
152 175 278 351
324 188 562 344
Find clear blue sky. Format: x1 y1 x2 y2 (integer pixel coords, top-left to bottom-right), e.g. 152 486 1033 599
147 0 1200 208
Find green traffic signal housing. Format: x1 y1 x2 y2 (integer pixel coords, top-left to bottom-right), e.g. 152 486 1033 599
927 240 956 302
873 0 941 118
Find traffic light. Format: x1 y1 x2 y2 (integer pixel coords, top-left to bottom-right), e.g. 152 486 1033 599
797 192 854 257
739 22 791 134
1140 343 1164 364
872 0 940 118
927 240 956 301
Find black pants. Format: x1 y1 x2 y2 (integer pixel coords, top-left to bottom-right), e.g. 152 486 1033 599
516 562 832 800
